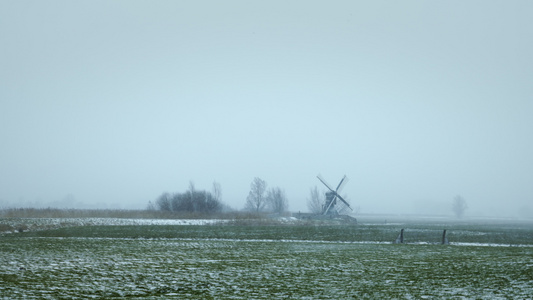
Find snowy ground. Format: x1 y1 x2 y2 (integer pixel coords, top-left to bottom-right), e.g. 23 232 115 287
1 217 532 298
1 237 532 299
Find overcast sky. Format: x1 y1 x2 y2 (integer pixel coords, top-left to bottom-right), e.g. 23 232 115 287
1 1 532 217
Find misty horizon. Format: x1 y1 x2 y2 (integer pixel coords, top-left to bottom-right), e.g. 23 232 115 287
1 2 532 219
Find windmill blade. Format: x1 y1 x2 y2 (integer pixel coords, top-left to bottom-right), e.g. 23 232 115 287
323 194 337 215
335 175 348 193
335 193 353 210
317 175 335 192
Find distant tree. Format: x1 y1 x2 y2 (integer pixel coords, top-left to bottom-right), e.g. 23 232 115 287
212 181 222 203
452 195 468 218
153 183 222 214
267 187 288 214
245 177 267 212
155 193 172 212
307 186 323 214
146 201 156 211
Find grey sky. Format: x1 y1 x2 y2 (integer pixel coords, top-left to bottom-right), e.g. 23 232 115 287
1 1 532 217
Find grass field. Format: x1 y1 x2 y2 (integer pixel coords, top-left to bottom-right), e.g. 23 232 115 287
1 217 532 299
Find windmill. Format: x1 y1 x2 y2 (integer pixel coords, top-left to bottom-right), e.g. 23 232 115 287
317 175 353 215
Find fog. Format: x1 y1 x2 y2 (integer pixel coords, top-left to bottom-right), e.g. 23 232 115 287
1 1 532 218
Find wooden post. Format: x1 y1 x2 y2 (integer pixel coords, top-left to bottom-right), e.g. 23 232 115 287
394 229 404 244
441 229 449 245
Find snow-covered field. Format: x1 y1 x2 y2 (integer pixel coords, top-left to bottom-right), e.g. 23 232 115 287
1 217 532 298
1 237 532 299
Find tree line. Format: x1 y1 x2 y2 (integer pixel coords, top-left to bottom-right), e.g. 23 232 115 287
150 178 289 215
149 178 467 218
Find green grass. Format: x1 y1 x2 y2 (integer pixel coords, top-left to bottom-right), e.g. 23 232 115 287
12 222 533 245
1 220 532 298
1 237 532 299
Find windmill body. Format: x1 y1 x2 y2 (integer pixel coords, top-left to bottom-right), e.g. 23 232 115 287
323 191 338 215
292 175 356 223
317 175 352 215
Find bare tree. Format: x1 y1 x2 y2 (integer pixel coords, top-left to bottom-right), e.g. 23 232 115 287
307 186 323 214
212 181 222 202
452 195 468 218
146 201 156 211
267 187 288 214
155 192 172 212
244 177 267 212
